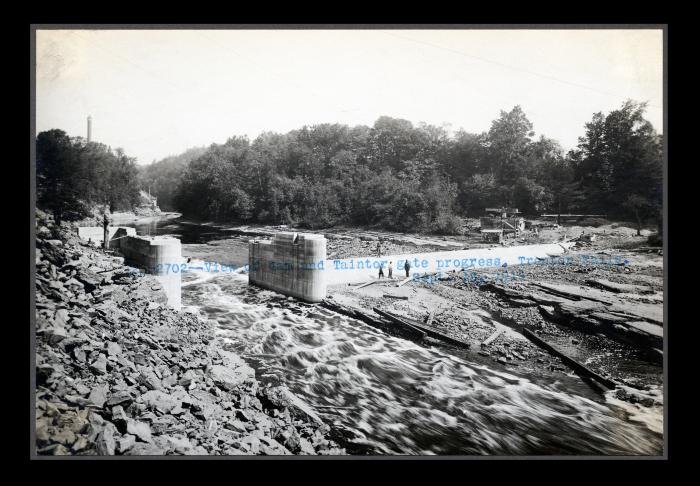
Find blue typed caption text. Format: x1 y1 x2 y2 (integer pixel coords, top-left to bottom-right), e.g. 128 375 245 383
145 254 631 275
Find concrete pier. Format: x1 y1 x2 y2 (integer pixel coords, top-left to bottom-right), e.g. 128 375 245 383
118 235 183 310
249 232 327 303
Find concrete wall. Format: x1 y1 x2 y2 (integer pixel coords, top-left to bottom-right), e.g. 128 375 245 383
110 227 133 250
247 233 574 294
119 235 182 310
323 242 575 285
248 232 327 303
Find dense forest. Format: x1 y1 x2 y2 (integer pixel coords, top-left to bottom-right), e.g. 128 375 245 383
36 100 663 236
137 146 208 212
36 129 141 224
154 101 662 235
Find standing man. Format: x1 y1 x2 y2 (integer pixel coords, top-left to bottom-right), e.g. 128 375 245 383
388 261 393 279
404 259 411 278
376 240 382 258
378 263 385 279
102 212 110 250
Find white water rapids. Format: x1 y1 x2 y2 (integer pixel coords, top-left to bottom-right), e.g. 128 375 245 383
135 219 663 455
181 269 662 455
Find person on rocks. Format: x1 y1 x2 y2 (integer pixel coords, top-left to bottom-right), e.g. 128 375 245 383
378 263 385 279
388 261 393 279
404 259 410 278
376 240 382 257
102 213 110 250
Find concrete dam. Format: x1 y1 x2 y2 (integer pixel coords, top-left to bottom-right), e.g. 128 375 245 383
77 226 574 306
247 231 575 302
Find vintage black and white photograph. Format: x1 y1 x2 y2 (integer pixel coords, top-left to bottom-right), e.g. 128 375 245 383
31 26 665 457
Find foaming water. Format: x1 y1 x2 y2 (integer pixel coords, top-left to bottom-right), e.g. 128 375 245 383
182 270 663 456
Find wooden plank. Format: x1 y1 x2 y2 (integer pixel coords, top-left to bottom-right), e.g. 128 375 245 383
376 309 471 349
522 328 617 389
353 280 377 290
606 310 663 326
96 267 120 274
627 247 663 253
321 301 423 342
425 311 435 327
584 279 622 293
457 304 479 310
414 271 441 280
585 279 652 295
383 294 408 300
531 283 613 306
540 214 607 218
530 283 582 301
481 329 503 347
395 276 414 287
372 308 426 340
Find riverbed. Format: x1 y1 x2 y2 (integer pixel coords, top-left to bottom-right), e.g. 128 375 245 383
134 217 664 455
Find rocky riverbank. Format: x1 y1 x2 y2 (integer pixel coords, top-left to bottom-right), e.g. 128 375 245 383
326 222 664 398
34 210 345 456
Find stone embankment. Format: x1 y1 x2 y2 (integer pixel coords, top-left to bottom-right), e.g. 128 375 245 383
34 210 344 456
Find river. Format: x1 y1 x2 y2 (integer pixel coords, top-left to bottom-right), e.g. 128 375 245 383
134 217 664 456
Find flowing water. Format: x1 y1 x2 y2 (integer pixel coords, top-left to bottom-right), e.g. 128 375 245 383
135 217 664 456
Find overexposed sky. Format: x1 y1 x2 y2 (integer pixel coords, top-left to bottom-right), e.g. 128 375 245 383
35 29 664 164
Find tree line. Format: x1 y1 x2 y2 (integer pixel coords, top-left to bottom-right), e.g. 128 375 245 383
137 146 208 212
36 100 663 236
36 129 140 224
160 101 662 235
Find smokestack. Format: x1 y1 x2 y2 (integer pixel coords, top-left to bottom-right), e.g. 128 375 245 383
87 115 92 143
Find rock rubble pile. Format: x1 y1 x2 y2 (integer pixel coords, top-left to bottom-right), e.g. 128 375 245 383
34 211 345 456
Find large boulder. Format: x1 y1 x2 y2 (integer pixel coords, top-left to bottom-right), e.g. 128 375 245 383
259 385 324 426
126 419 152 443
137 370 162 391
94 422 118 455
207 364 254 392
138 390 181 413
207 352 255 391
87 384 109 408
